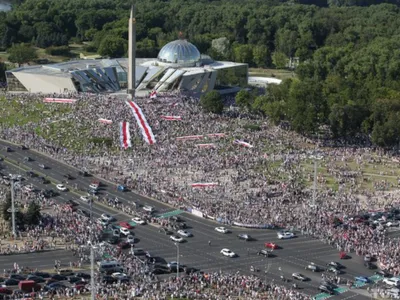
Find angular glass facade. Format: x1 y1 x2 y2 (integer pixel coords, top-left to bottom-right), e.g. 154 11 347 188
214 65 248 89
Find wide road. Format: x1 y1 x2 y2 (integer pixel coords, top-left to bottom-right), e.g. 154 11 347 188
0 140 374 299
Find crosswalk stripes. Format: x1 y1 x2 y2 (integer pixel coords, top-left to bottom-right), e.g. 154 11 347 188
334 287 348 294
156 209 185 219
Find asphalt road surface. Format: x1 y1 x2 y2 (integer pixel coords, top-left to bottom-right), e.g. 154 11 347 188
0 140 379 299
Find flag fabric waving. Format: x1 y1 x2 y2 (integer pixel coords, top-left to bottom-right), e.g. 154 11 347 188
43 98 77 103
233 140 254 148
126 100 156 145
150 90 157 99
160 116 182 121
191 182 219 188
98 118 113 124
119 121 132 150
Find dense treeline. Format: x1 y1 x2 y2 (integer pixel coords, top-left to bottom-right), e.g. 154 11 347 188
2 0 400 147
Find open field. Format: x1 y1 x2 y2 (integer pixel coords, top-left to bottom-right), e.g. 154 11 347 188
249 68 296 80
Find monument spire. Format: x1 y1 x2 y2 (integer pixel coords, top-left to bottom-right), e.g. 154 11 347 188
127 3 136 97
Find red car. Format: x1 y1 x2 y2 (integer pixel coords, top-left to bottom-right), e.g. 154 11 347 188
339 251 348 259
265 242 278 250
119 222 134 229
0 288 12 295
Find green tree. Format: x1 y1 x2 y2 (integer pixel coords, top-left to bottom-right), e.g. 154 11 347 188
7 43 37 64
232 44 253 64
252 45 270 68
235 89 253 111
98 36 127 58
272 51 289 69
200 90 224 114
24 202 41 226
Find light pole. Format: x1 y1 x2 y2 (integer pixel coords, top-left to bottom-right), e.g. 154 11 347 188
174 242 179 279
9 179 18 238
309 154 323 207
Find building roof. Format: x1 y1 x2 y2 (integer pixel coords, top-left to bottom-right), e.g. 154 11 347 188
157 39 201 67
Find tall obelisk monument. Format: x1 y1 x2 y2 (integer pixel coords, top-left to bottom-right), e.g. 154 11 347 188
127 4 136 97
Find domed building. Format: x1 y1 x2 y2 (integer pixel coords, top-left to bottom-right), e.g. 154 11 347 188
6 38 248 95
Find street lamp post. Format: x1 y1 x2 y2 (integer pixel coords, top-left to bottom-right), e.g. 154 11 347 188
310 154 323 207
174 243 179 279
89 201 95 300
10 179 17 238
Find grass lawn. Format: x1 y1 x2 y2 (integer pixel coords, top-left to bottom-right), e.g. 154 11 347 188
249 68 296 80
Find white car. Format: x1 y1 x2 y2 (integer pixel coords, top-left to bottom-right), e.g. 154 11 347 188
111 272 127 280
80 196 90 202
220 248 236 257
89 183 99 190
56 184 67 191
101 214 112 221
177 230 192 237
97 218 108 226
215 227 229 234
170 235 184 243
132 217 146 225
127 235 136 244
120 227 130 236
277 231 295 239
383 278 400 287
143 205 155 212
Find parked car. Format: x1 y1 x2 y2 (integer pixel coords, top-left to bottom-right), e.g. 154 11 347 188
237 233 251 241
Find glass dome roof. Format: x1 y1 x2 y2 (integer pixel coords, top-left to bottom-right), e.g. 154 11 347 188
157 39 201 67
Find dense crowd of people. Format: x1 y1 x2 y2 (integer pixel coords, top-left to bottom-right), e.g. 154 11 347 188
1 92 400 297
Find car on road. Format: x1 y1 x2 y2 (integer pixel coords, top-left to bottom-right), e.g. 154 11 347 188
68 276 84 284
327 261 343 269
215 227 229 233
66 199 78 207
89 183 99 190
119 222 134 229
23 156 32 162
383 277 400 287
78 170 89 177
132 248 146 256
355 276 370 283
32 271 50 278
111 272 128 280
319 284 334 295
106 236 119 245
0 287 12 295
2 278 20 286
159 227 173 235
97 218 109 227
292 273 308 281
42 189 58 198
37 176 50 184
38 163 47 169
151 268 170 275
305 263 322 272
80 196 91 203
364 261 374 269
143 205 155 212
220 248 236 258
20 145 29 150
237 233 251 241
120 227 130 236
101 214 113 222
132 217 146 225
4 146 12 152
56 184 67 191
9 274 26 280
63 174 73 180
265 242 278 250
26 171 37 177
364 254 372 262
167 261 180 268
127 235 136 244
177 230 192 237
327 266 342 274
277 231 295 239
170 235 184 243
375 269 392 277
26 275 46 283
87 188 97 195
257 249 272 257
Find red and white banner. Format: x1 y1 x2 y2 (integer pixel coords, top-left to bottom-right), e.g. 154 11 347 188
43 98 77 103
98 118 113 124
176 135 204 140
206 133 225 138
191 209 204 218
191 183 219 188
233 139 253 148
160 116 182 121
119 121 132 150
150 90 157 99
196 143 215 148
126 100 156 145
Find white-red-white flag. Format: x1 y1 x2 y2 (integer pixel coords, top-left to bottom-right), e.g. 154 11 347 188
191 182 219 188
150 90 157 99
43 98 77 103
233 139 253 148
160 116 182 121
119 121 132 150
98 118 113 124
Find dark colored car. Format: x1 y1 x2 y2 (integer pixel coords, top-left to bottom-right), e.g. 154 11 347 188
75 273 91 280
375 269 391 277
0 287 13 294
26 171 37 177
37 176 50 184
50 274 67 281
43 282 67 292
77 209 90 217
9 274 26 281
4 147 12 152
68 276 84 284
66 199 79 207
23 156 32 162
2 279 20 286
101 276 117 284
32 272 51 278
364 262 375 269
319 285 335 295
42 189 58 198
107 236 120 245
26 275 46 283
78 171 89 177
257 249 272 257
132 248 146 256
159 227 173 235
63 174 73 180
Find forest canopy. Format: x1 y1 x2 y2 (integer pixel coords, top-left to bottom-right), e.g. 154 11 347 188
2 0 400 147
